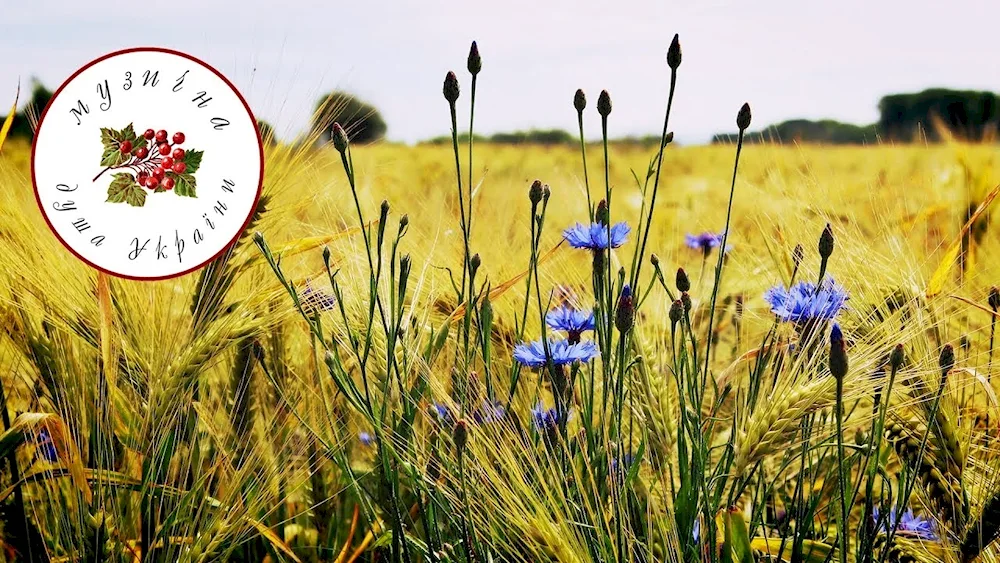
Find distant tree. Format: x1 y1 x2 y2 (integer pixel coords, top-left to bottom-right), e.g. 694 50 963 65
312 91 387 145
877 89 1000 141
488 129 574 145
420 129 574 145
712 119 879 145
256 119 277 145
0 80 54 141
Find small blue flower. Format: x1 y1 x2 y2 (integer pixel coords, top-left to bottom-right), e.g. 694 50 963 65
563 222 630 250
429 402 454 427
685 231 731 254
359 431 373 447
692 519 701 542
35 428 58 463
764 278 849 324
546 306 595 335
531 404 559 432
473 400 505 424
610 453 636 479
513 339 599 368
301 281 336 312
872 507 938 541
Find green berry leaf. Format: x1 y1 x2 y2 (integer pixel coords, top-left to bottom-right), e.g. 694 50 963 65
153 184 167 193
173 173 197 198
181 149 203 174
99 123 145 167
106 173 146 207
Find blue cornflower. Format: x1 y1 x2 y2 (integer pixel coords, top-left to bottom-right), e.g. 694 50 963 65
563 222 631 250
429 402 454 427
685 231 731 254
546 306 595 342
763 278 848 324
513 339 599 368
531 404 559 432
300 281 336 312
692 519 701 542
35 428 58 463
872 507 938 541
610 453 636 480
472 400 505 424
359 431 373 447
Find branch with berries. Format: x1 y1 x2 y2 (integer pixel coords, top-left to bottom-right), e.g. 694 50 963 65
93 123 203 207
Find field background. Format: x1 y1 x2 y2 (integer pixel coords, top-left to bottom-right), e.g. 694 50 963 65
2 127 1000 562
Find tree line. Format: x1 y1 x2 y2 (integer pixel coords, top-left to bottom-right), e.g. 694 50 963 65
5 81 998 146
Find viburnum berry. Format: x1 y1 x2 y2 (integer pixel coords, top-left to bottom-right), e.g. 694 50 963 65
137 171 149 183
153 166 166 179
158 144 172 156
172 148 185 160
143 129 155 140
155 130 168 143
161 156 174 169
145 176 159 189
120 140 132 154
163 177 175 190
134 146 148 159
172 162 186 174
172 132 185 144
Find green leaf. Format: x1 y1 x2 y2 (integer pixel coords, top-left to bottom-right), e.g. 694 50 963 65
725 510 755 563
181 149 203 174
99 123 144 167
173 173 197 198
106 173 146 207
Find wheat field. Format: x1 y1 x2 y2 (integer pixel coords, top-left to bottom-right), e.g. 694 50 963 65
2 47 1000 563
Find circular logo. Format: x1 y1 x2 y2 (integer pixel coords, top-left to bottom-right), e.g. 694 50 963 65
31 47 263 280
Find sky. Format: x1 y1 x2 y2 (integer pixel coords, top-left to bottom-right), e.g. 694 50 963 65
3 0 999 145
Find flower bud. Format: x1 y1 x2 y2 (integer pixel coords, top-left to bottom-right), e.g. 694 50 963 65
664 131 675 144
574 89 586 113
737 103 752 131
399 214 409 232
939 344 955 381
989 287 1000 312
470 253 481 277
819 223 834 260
467 41 482 76
669 300 683 326
322 245 331 266
542 184 551 203
792 244 804 269
650 254 660 268
443 71 460 104
332 122 349 154
253 231 265 245
595 199 609 226
453 419 469 455
597 90 612 118
616 285 634 332
666 34 682 70
676 268 690 292
890 344 904 372
681 292 692 314
529 179 543 205
380 199 390 220
829 324 848 381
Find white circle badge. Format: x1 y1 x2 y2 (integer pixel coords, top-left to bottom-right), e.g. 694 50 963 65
32 47 263 280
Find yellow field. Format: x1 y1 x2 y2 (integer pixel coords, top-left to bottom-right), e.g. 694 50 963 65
1 133 999 562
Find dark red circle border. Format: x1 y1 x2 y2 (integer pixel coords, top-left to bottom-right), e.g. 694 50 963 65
30 46 265 282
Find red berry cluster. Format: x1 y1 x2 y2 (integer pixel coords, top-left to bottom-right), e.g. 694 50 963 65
118 129 188 190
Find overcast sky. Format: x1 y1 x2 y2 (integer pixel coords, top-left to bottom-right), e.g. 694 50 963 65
3 0 999 144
